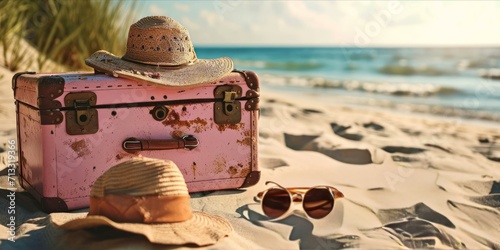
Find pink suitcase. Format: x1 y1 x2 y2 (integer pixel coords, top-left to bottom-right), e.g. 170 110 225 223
13 70 260 212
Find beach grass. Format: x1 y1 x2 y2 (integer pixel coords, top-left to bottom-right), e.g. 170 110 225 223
0 0 32 71
0 0 138 71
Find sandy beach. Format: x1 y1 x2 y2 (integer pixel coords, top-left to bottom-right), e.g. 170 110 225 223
0 63 499 249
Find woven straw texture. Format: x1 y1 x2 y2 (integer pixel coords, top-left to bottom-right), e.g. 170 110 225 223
123 16 195 66
90 157 188 197
85 16 233 87
52 156 233 246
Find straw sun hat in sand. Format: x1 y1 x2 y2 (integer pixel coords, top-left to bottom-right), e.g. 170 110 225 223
51 157 232 246
85 16 234 87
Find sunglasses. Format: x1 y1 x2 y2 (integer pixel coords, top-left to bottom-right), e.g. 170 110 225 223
256 181 344 220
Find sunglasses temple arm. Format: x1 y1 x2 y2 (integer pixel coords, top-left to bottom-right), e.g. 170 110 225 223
328 186 344 198
256 191 264 199
265 181 288 190
257 181 287 200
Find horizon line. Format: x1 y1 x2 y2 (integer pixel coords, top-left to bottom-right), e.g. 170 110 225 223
194 44 500 49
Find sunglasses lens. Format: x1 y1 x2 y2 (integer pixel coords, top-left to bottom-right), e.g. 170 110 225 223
262 188 291 219
303 188 334 219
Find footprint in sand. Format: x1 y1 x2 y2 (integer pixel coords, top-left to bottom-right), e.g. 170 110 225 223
478 136 490 144
330 122 363 141
424 143 452 153
471 145 500 163
482 154 500 162
301 108 323 115
377 202 455 228
391 155 420 163
363 122 385 131
490 181 500 194
470 194 500 208
400 128 422 136
366 202 465 248
284 133 385 164
382 146 426 154
375 217 465 249
284 133 320 150
316 148 385 165
473 135 500 162
320 148 374 165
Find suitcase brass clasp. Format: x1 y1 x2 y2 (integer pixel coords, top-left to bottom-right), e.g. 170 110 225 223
214 85 242 124
65 92 99 135
74 99 91 126
223 91 237 116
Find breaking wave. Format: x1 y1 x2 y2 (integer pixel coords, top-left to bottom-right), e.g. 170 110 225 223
261 74 458 97
378 64 454 76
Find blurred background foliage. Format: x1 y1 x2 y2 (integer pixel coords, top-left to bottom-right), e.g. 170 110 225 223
0 0 138 71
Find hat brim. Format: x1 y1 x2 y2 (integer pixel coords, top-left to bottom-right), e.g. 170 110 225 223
51 211 232 246
85 50 234 87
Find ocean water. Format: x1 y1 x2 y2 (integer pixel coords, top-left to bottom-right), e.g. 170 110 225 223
196 47 500 121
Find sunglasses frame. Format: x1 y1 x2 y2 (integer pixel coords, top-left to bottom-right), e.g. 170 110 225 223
256 181 344 220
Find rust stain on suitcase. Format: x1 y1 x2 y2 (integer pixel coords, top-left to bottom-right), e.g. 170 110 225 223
68 139 90 158
116 151 139 160
170 130 184 138
213 155 226 174
228 163 249 177
228 163 244 177
217 123 243 132
239 167 250 178
237 137 253 146
163 109 209 133
192 162 197 179
237 130 254 146
228 166 238 176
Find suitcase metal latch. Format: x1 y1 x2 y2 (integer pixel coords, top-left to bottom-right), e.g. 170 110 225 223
214 85 242 124
74 100 91 126
65 92 99 135
223 91 237 115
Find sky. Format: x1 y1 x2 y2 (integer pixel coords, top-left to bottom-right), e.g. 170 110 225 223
137 1 500 47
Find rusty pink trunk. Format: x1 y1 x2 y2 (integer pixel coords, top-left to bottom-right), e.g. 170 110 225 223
14 71 260 212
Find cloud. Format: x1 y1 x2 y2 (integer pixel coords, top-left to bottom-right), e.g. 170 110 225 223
199 9 220 27
174 3 190 12
143 1 500 46
148 4 165 16
191 9 243 45
181 17 200 31
284 1 336 30
371 1 500 46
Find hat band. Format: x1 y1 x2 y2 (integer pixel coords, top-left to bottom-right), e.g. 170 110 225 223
121 55 198 68
89 194 193 223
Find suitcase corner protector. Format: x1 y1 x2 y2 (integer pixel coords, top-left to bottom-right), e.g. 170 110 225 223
240 171 261 188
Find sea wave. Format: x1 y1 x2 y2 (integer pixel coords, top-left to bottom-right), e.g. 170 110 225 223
233 59 323 71
378 64 454 76
353 99 500 122
261 74 458 97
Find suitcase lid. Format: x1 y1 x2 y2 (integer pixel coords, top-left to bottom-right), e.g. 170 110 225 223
13 70 259 110
14 70 259 132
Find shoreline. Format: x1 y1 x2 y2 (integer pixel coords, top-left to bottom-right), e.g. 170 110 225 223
261 81 500 123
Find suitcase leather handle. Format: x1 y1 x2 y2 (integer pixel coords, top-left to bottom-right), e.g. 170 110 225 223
122 135 199 152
